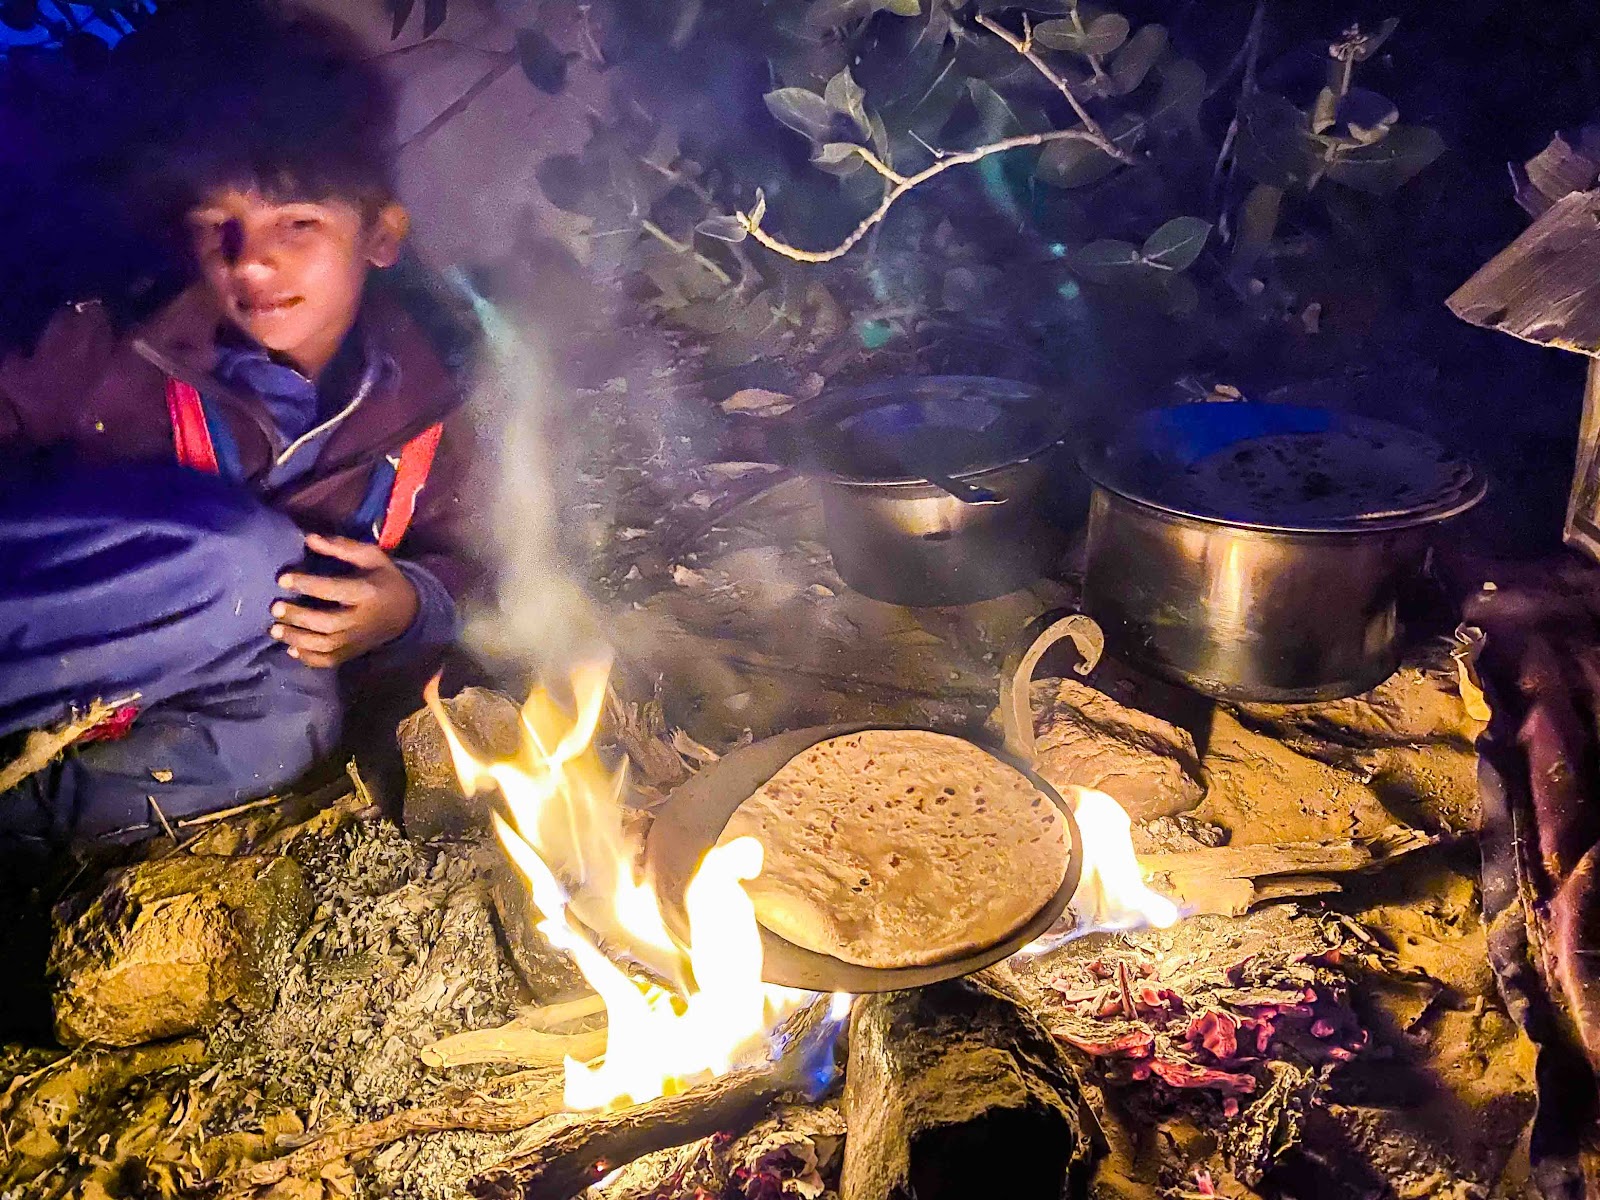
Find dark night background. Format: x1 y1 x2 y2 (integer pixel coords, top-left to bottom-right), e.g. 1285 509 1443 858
1 0 1597 554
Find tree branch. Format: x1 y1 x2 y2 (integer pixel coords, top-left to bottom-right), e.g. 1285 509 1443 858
741 129 1112 264
974 13 1134 164
844 144 908 185
641 219 734 286
397 54 518 154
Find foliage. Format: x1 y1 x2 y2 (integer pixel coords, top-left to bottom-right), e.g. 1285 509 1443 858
450 0 1445 400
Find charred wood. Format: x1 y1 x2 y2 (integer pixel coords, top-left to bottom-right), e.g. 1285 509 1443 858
469 998 842 1200
840 968 1092 1200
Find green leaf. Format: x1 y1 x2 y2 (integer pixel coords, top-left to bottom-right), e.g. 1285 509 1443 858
1148 58 1205 127
763 87 836 143
1161 272 1201 317
811 142 866 175
387 0 416 39
824 69 871 136
1324 124 1444 194
1141 216 1211 270
813 142 862 165
515 30 572 95
534 154 596 215
967 77 1049 139
1033 11 1129 56
1109 23 1167 94
1036 137 1119 188
1336 88 1399 143
695 214 748 243
1231 182 1283 274
422 0 448 37
878 0 922 14
1236 91 1320 191
805 0 874 31
1068 238 1146 284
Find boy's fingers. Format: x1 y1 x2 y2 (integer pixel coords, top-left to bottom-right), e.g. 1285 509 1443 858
278 572 367 605
272 625 344 655
305 532 388 569
271 603 353 634
290 647 341 668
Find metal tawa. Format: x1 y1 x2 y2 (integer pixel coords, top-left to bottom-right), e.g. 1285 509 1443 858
641 613 1105 995
644 720 1084 994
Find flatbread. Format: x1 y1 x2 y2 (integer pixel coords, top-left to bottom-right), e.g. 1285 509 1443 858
716 730 1069 968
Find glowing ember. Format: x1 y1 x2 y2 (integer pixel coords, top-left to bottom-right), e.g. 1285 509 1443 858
426 662 805 1110
1066 786 1181 932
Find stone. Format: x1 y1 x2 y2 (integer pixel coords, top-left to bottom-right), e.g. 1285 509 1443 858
50 853 311 1048
398 687 524 839
1030 678 1204 820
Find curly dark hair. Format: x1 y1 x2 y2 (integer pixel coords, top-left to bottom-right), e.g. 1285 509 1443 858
121 1 399 225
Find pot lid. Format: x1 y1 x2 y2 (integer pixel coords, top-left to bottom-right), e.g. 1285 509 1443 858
1082 402 1485 532
796 376 1067 485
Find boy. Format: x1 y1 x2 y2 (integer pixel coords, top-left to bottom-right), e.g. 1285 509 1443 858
0 5 481 841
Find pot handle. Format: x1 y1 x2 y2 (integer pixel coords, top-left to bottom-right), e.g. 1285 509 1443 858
999 610 1105 765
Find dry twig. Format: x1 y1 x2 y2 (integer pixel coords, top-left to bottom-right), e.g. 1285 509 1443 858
738 13 1139 264
741 129 1122 263
973 13 1131 155
0 696 133 794
212 1071 565 1196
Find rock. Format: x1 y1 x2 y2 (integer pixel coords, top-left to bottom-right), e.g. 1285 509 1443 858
1030 678 1204 820
398 687 524 839
50 853 311 1048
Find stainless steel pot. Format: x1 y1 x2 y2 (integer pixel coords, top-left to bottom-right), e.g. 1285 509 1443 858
785 376 1078 607
1080 403 1485 702
818 457 1067 606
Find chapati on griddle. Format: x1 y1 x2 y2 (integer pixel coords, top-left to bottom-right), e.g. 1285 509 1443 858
716 730 1068 969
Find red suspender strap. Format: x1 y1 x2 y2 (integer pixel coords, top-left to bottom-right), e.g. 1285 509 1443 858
376 422 444 551
164 377 220 474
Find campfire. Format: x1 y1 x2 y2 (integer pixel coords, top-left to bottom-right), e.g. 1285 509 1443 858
407 649 1259 1199
426 664 817 1111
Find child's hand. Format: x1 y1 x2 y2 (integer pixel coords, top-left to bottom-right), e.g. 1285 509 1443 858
270 533 419 668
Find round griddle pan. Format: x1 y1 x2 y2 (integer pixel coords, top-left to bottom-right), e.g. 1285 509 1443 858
643 613 1104 994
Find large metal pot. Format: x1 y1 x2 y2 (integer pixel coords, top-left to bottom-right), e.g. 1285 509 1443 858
817 456 1066 607
1081 403 1485 702
764 376 1081 606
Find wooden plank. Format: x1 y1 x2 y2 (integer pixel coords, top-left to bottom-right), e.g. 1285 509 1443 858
1446 189 1600 356
1566 358 1600 566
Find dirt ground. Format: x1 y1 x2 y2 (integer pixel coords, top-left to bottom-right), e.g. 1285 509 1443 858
0 346 1541 1199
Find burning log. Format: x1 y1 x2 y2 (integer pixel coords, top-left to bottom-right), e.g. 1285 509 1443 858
469 998 844 1200
840 969 1092 1200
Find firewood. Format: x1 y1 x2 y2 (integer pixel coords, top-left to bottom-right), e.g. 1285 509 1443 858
840 968 1092 1200
1138 829 1437 917
213 1070 565 1196
420 996 608 1069
469 998 843 1200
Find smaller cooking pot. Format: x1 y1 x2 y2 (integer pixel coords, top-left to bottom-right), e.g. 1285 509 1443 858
1080 403 1486 703
752 376 1080 606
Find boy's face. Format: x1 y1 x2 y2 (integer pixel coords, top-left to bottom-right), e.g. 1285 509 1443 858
186 188 408 377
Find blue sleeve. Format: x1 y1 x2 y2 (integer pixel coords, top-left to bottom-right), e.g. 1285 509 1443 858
386 558 460 653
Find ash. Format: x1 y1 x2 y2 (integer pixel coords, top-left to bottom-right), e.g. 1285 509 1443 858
199 817 528 1183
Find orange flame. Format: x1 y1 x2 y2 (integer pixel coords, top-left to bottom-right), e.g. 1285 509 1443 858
1067 786 1181 932
429 668 1179 1107
425 663 806 1110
